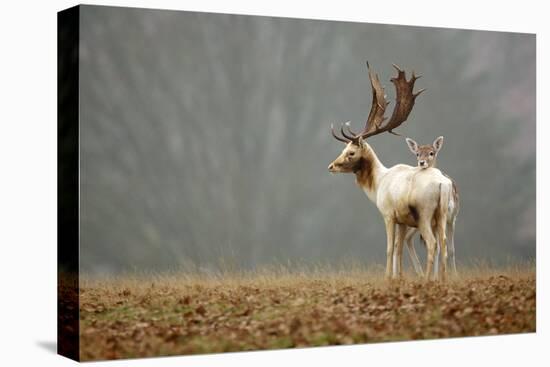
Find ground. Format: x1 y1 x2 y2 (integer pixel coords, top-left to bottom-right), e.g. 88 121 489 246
77 266 535 361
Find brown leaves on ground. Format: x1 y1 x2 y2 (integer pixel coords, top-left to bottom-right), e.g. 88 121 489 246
79 268 535 361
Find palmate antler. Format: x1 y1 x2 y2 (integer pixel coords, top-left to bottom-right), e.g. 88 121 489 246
332 62 425 143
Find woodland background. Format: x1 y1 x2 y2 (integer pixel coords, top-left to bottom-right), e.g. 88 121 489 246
75 6 536 274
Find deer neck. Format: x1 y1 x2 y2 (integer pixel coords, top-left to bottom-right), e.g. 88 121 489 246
354 144 387 202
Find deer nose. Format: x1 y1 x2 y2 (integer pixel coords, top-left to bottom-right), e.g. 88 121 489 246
419 160 427 167
328 163 335 171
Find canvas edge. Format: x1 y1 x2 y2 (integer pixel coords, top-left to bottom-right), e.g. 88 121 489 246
57 4 80 362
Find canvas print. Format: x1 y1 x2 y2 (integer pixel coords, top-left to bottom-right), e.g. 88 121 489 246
57 5 536 362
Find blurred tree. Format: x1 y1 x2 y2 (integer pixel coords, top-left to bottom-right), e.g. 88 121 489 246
77 6 535 274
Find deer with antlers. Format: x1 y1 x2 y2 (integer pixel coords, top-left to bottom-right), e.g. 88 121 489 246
401 137 460 278
328 62 453 281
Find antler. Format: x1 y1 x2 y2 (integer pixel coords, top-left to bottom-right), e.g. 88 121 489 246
363 61 389 135
330 123 349 143
330 121 356 143
333 62 425 143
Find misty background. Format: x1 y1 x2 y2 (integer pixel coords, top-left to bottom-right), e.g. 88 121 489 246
78 6 535 275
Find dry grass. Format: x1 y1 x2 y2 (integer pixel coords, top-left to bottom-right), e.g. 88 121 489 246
78 264 536 361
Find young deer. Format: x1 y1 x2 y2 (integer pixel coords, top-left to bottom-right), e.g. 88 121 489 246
398 137 460 278
328 63 453 281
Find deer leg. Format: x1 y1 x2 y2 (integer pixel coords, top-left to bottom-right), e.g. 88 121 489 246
406 229 424 277
432 223 439 281
419 221 436 281
437 220 448 282
394 224 407 278
448 219 457 276
392 240 398 277
393 226 408 277
384 219 396 280
433 241 440 281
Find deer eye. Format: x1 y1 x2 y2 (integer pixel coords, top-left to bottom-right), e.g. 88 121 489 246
416 153 420 157
348 151 355 157
429 152 434 156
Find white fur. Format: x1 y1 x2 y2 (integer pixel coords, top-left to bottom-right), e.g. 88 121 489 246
342 142 453 280
396 136 459 279
398 193 459 279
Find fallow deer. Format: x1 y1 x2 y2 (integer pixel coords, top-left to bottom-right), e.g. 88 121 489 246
328 62 454 281
401 137 460 278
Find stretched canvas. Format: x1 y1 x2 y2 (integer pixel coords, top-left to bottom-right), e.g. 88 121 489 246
58 4 536 362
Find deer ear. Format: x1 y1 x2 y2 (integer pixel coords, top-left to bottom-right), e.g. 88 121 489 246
433 136 444 152
405 138 418 154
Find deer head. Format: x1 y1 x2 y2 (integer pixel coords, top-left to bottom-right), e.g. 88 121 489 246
327 122 368 173
405 136 444 169
328 62 425 173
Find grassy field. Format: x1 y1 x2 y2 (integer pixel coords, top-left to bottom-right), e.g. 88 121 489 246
78 265 535 361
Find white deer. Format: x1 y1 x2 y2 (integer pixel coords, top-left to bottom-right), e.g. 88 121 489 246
328 63 453 281
396 137 460 278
